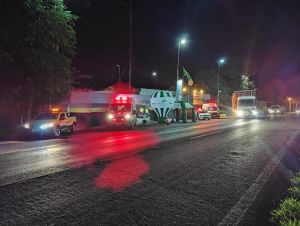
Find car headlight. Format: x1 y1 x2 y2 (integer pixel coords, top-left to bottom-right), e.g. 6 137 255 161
276 110 280 113
296 110 300 114
24 123 30 129
107 114 114 120
251 110 258 116
125 113 131 119
237 110 244 117
40 123 54 130
268 109 274 113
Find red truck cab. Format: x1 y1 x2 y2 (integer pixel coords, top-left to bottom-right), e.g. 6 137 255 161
106 95 137 129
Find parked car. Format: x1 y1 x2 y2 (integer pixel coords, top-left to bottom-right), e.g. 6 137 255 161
197 110 211 120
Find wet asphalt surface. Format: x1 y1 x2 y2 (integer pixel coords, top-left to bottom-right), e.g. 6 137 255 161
0 115 300 226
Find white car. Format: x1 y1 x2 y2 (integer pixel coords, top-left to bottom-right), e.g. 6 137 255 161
268 105 283 114
197 110 211 120
135 114 150 125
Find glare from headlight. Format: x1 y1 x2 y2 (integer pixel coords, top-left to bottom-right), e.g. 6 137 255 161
40 123 54 130
24 123 30 129
296 110 300 114
125 113 131 119
268 109 274 114
251 110 258 116
237 110 244 117
107 114 113 120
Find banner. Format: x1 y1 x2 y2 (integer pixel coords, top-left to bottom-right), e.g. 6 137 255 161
176 79 183 101
183 67 193 86
150 91 175 123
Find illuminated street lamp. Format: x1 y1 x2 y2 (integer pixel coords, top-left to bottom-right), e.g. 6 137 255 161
176 38 187 81
183 87 187 92
152 71 158 89
217 58 226 105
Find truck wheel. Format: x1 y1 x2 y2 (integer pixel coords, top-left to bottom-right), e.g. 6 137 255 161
54 126 61 137
70 123 76 134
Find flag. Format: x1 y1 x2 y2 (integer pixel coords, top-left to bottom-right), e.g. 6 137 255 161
183 67 193 86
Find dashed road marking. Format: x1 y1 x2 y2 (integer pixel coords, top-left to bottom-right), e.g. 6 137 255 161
189 130 225 140
218 129 300 226
0 141 25 145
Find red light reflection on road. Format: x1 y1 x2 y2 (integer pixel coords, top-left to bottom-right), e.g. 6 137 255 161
95 155 149 192
68 130 159 167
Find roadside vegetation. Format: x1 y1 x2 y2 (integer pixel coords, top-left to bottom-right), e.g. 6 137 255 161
272 172 300 226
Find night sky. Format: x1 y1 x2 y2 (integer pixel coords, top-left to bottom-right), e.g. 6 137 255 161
68 0 300 97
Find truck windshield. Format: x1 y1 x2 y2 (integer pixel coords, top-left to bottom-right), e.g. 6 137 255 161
208 107 218 111
111 104 131 113
238 99 255 107
35 113 59 120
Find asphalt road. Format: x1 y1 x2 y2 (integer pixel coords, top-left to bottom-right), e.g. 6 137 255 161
1 116 300 225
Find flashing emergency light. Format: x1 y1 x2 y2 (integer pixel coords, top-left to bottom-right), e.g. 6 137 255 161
115 96 128 102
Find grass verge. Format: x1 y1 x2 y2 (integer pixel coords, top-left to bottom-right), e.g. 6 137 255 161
271 172 300 225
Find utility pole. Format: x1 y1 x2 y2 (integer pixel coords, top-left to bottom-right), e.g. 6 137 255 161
49 79 53 110
129 0 133 90
116 65 121 82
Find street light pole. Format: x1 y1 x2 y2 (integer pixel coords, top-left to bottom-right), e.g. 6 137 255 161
176 39 186 81
288 97 292 113
176 43 181 81
116 65 121 82
200 89 204 104
128 0 133 90
217 58 225 105
152 72 157 89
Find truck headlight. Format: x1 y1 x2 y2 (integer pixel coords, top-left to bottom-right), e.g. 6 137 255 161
107 113 113 120
237 110 244 117
24 123 30 129
251 110 258 116
40 123 54 130
125 113 131 119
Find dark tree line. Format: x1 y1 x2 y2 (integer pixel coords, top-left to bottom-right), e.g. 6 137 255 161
0 0 78 135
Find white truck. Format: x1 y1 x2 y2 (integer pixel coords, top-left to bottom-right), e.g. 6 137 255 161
232 90 260 118
23 108 77 136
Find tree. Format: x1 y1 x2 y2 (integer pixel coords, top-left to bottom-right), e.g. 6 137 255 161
194 69 232 107
193 56 259 108
241 73 255 90
0 0 78 121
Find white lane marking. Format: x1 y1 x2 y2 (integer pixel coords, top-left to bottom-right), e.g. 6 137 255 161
218 129 300 226
0 144 62 155
0 141 25 145
189 130 225 140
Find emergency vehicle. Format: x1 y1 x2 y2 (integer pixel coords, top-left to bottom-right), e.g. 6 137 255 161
106 95 137 129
